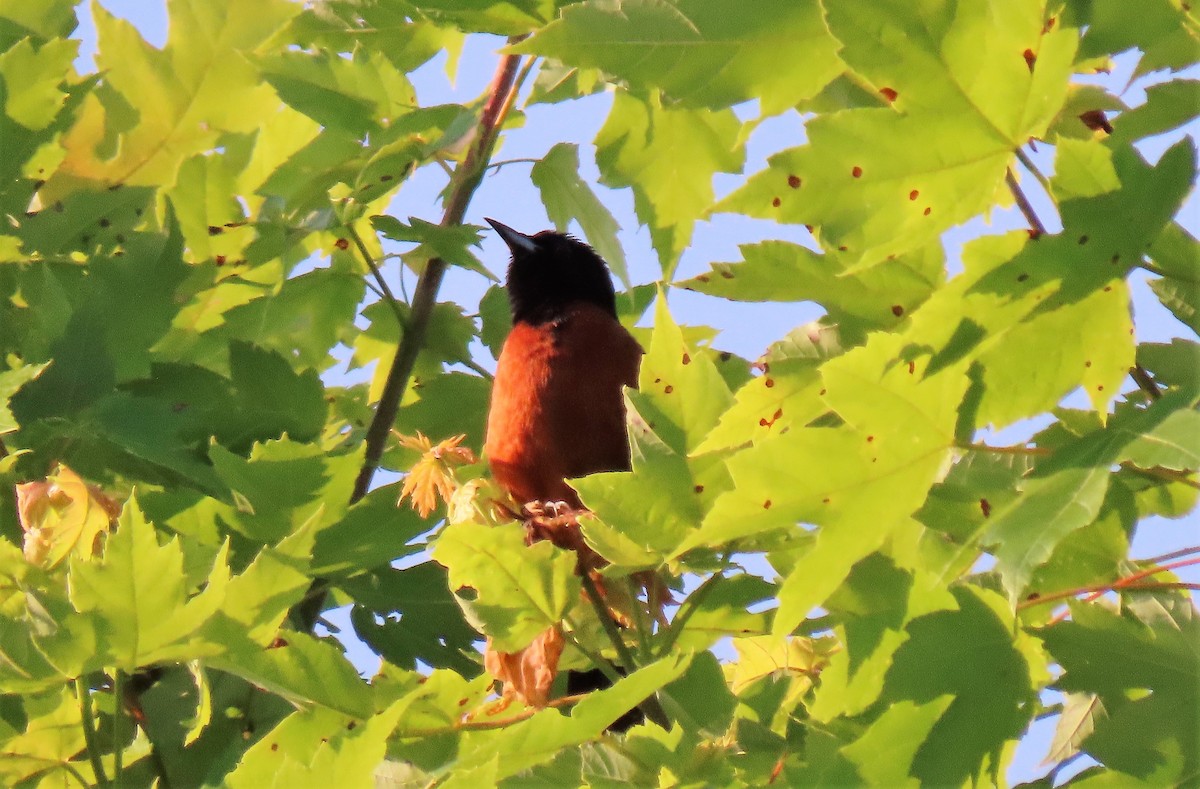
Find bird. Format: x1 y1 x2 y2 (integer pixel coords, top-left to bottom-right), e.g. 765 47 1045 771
482 218 645 727
483 218 642 530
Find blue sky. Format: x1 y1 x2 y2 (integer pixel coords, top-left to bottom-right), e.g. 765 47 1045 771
70 4 1198 784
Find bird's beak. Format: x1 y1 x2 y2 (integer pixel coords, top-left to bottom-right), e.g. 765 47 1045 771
485 217 538 255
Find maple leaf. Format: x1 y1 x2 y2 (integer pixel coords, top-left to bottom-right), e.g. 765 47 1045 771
395 432 476 518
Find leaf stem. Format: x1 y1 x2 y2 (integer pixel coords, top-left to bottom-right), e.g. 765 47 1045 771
485 157 541 171
1021 563 1200 619
1005 167 1048 237
580 571 637 671
111 671 123 782
1138 545 1200 565
295 41 532 632
1014 146 1052 194
74 677 109 787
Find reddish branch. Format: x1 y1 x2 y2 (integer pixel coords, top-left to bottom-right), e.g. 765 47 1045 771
1019 556 1200 623
294 41 529 632
351 41 528 504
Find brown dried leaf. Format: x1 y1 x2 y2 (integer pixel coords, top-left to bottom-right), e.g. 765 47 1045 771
16 465 121 567
484 626 565 707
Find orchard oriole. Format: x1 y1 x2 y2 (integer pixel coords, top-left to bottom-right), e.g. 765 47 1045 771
483 218 644 728
484 218 641 529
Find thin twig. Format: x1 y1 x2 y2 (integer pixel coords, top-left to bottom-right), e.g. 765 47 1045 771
348 223 406 321
513 54 538 110
1137 545 1200 565
1129 364 1162 401
485 157 542 171
1014 147 1053 194
1005 168 1048 237
1021 580 1200 616
456 356 495 380
74 678 109 787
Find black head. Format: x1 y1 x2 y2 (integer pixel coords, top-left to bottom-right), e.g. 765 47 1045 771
486 218 618 326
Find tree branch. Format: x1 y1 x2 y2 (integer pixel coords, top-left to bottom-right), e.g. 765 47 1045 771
1129 364 1162 401
351 41 529 505
293 41 530 633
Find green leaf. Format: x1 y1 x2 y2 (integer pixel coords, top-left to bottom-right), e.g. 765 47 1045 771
208 438 361 544
210 630 373 719
882 586 1038 787
685 333 965 635
717 1 1076 269
311 483 429 576
1149 277 1199 334
1072 0 1200 76
1038 601 1199 783
0 37 77 130
431 521 581 652
0 1 76 48
595 90 743 275
694 324 843 454
984 388 1199 601
811 554 957 722
513 0 841 113
1051 138 1121 201
635 296 733 455
575 403 709 572
343 564 480 676
841 696 954 787
226 699 408 788
48 0 299 192
1112 80 1200 145
1139 339 1200 393
676 240 943 338
67 497 228 669
258 48 415 133
658 651 735 736
531 142 627 286
372 215 492 279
